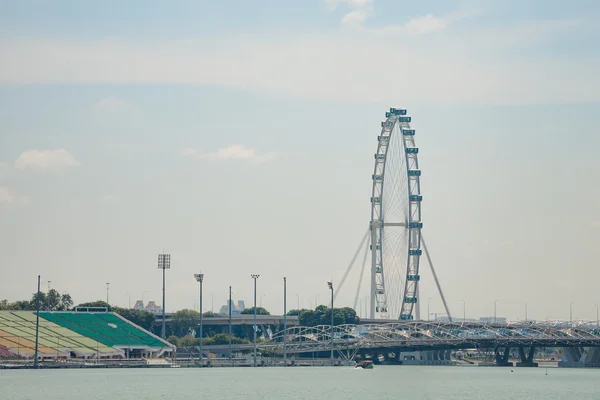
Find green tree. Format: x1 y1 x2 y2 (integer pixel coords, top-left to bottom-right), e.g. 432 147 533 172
172 309 200 337
202 311 218 318
59 294 74 310
298 306 358 326
166 335 180 347
179 334 200 347
204 333 250 346
112 307 156 331
45 289 62 310
240 307 270 315
11 300 33 310
2 289 74 311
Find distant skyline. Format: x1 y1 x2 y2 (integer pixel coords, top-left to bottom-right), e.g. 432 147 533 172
1 0 599 323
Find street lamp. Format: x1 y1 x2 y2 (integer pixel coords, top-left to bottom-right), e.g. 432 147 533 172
228 286 232 363
283 277 287 366
251 274 260 367
157 253 171 339
524 302 528 322
327 280 334 365
106 282 110 304
494 300 499 324
194 273 204 366
595 304 599 328
34 275 41 368
461 300 466 322
427 298 432 322
570 301 574 326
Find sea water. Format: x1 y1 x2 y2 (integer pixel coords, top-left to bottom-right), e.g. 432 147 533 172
1 366 598 400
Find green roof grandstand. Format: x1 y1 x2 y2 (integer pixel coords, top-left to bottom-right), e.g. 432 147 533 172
0 311 174 360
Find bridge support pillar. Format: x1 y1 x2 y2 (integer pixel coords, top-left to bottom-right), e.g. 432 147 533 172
494 347 513 367
559 347 600 368
516 346 538 367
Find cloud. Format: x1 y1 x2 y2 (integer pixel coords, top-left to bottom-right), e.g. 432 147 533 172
92 98 134 114
326 0 373 11
14 149 80 172
0 187 29 206
400 14 446 36
185 145 274 164
351 9 479 36
0 18 596 105
342 10 368 27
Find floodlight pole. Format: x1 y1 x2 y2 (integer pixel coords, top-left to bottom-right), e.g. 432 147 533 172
251 274 260 367
158 253 171 339
34 275 41 368
194 273 204 366
106 282 110 304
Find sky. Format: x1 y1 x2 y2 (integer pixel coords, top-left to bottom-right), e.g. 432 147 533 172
1 0 599 323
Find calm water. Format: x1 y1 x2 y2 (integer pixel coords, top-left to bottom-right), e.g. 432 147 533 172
1 366 599 400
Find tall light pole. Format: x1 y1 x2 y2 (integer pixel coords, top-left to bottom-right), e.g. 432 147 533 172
283 277 287 366
210 293 214 313
194 273 204 366
494 300 498 324
595 304 599 328
106 282 110 304
524 302 528 322
327 281 334 365
251 274 260 367
158 254 171 339
570 301 574 326
228 286 232 362
47 280 51 293
296 294 300 311
427 297 432 322
461 300 466 322
34 275 41 368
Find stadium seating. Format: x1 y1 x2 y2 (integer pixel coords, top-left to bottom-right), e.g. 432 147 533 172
0 311 171 360
39 312 164 347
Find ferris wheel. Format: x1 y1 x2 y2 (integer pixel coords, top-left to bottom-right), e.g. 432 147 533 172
370 107 422 320
335 107 451 321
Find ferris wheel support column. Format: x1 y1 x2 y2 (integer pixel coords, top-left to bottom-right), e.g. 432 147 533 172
415 285 421 320
369 228 376 319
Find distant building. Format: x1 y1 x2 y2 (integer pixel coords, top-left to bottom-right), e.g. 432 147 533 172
132 300 163 314
145 301 162 314
219 299 246 315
